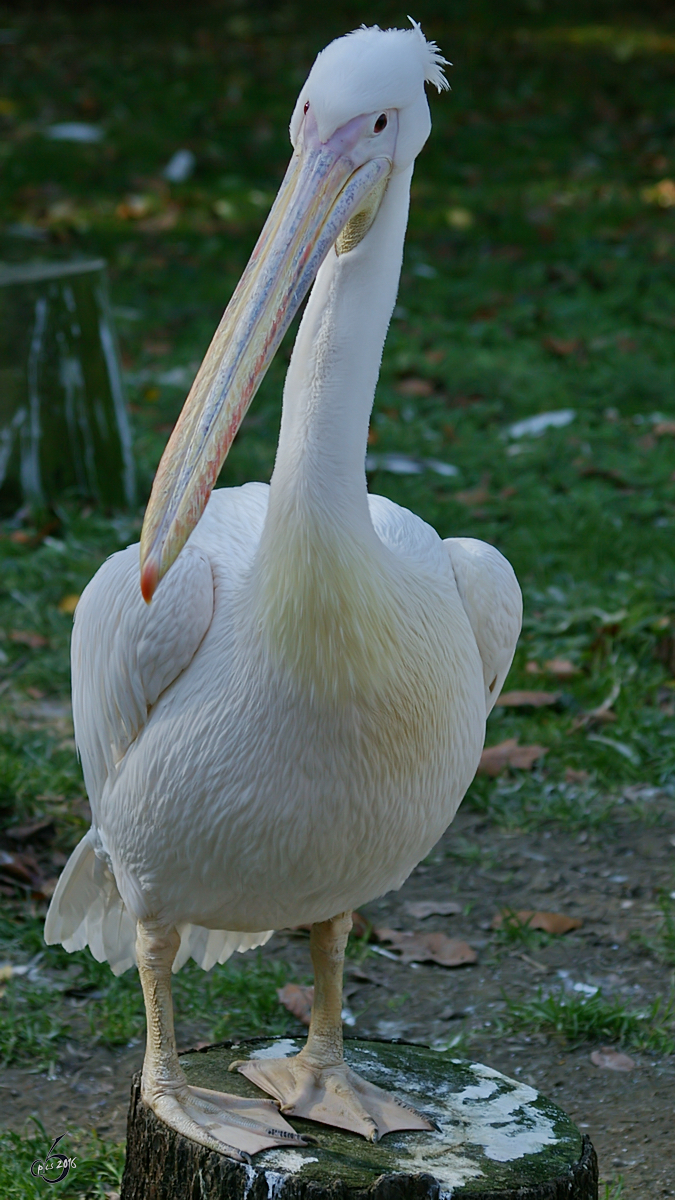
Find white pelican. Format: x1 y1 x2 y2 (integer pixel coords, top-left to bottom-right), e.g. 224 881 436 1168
45 21 522 1162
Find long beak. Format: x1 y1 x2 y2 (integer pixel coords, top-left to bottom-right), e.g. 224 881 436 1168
139 114 392 602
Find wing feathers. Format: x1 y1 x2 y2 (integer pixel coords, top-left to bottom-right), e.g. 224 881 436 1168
444 536 522 714
71 542 214 808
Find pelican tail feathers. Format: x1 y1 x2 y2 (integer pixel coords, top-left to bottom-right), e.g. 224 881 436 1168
45 833 273 976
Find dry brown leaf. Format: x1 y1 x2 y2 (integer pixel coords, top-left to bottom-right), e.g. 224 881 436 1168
395 377 434 397
277 983 313 1026
403 900 462 920
455 486 490 507
565 768 590 785
5 816 54 843
9 629 48 649
478 739 547 776
525 661 541 675
139 207 180 233
58 594 80 615
543 336 582 357
654 420 675 437
590 1046 635 1072
0 848 44 889
642 178 675 207
544 658 579 679
492 910 583 935
375 928 477 967
572 681 620 730
496 690 561 708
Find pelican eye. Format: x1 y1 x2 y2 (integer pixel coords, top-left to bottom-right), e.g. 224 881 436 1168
304 101 310 115
374 113 387 133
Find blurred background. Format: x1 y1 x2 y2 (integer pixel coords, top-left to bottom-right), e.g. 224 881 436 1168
1 4 675 1198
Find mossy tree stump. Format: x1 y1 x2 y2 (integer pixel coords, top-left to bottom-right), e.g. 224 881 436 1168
121 1038 598 1200
0 258 135 511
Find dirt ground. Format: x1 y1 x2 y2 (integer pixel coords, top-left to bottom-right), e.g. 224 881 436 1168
1 804 674 1198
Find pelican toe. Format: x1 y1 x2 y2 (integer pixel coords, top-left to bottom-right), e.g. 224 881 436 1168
145 1082 305 1159
233 1056 434 1142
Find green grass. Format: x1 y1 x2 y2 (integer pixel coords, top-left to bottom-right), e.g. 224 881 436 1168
0 1120 124 1199
632 891 675 967
0 911 292 1068
602 1179 625 1200
504 987 675 1054
492 911 556 953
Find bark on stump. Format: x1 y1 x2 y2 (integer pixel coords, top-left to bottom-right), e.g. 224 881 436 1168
121 1037 598 1200
0 258 135 510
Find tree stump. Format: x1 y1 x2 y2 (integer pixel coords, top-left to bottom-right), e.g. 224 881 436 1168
0 258 135 510
121 1037 598 1199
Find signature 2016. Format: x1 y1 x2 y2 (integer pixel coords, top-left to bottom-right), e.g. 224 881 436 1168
30 1135 76 1184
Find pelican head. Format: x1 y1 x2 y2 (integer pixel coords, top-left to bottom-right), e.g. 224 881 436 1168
140 20 448 602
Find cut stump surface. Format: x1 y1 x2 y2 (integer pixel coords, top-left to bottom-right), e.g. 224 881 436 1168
121 1037 598 1199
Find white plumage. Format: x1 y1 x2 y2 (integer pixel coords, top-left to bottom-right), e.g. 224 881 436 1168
45 20 522 1156
47 486 520 973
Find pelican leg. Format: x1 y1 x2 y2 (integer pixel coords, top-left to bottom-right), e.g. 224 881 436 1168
136 919 304 1158
232 913 433 1141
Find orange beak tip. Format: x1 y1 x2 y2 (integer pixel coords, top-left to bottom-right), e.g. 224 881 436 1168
140 556 159 605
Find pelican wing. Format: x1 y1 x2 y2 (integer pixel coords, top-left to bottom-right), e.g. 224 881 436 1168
444 537 522 713
71 541 214 809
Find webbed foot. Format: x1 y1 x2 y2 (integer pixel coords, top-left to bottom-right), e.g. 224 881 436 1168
144 1079 305 1160
231 1055 433 1142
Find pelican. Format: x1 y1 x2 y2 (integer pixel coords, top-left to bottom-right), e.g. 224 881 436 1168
45 21 521 1161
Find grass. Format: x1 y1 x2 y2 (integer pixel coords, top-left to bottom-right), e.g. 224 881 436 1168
602 1180 624 1200
0 1119 124 1199
504 987 675 1055
0 912 292 1070
492 911 556 953
632 890 675 967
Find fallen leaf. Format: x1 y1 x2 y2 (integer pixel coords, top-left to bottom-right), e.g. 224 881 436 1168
0 849 44 889
525 661 541 675
565 768 590 785
375 928 477 967
544 658 579 679
403 900 462 920
478 739 547 776
25 687 46 700
576 464 633 490
446 206 474 230
277 983 313 1026
395 377 434 397
590 1046 635 1072
542 336 582 357
641 178 675 207
58 594 80 615
9 629 48 649
495 690 561 708
572 681 621 730
492 910 583 935
455 486 490 507
654 420 675 437
116 194 153 220
5 816 54 843
138 206 180 233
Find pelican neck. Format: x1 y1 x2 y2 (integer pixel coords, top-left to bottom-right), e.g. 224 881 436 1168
265 164 413 532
